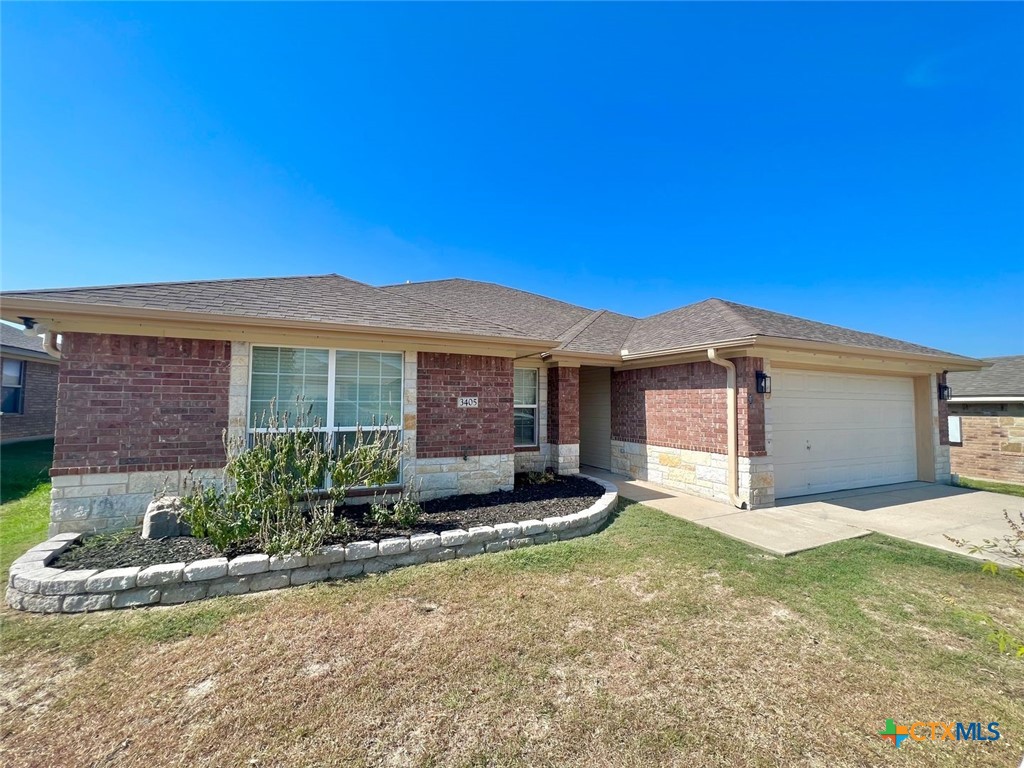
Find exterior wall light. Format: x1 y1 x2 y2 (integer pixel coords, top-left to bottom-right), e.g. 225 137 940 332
755 371 771 394
937 383 952 401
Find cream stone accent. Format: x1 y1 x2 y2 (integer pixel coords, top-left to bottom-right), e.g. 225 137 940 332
611 440 773 509
49 468 223 536
413 454 516 500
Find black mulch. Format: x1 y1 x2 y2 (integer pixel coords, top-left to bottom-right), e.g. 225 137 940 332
53 474 605 571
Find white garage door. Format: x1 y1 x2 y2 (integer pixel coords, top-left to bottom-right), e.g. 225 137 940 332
772 369 918 498
579 367 612 470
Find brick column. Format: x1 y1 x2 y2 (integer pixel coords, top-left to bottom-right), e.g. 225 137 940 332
547 365 580 474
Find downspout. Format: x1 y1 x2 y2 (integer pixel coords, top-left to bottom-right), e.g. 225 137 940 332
42 330 62 360
707 348 745 509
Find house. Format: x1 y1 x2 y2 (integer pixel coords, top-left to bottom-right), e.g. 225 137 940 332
946 355 1024 486
0 323 59 444
0 274 984 535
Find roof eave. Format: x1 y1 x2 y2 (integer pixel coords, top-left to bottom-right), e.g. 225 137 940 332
0 297 560 350
751 335 986 370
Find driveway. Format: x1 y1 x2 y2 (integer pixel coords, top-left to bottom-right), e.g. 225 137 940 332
584 467 1022 563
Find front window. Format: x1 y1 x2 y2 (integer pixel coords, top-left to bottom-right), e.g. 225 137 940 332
514 367 539 446
1 359 25 414
249 346 404 483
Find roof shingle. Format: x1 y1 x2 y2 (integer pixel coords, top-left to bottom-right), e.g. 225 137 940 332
947 356 1024 398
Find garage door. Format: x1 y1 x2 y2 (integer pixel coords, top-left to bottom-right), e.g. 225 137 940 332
579 366 612 470
772 369 918 498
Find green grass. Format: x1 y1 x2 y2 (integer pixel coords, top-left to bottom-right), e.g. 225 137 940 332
1 500 1022 767
0 439 54 582
955 475 1024 498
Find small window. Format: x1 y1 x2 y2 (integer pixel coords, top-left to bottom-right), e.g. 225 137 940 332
1 359 25 415
514 368 539 446
948 415 962 444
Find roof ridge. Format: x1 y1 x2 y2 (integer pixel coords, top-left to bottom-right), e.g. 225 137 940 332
557 309 606 349
382 277 601 317
372 283 538 340
708 298 760 337
2 273 351 296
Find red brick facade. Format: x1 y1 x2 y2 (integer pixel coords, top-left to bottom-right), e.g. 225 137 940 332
52 333 231 476
611 357 766 457
547 366 580 445
416 352 514 459
0 358 58 442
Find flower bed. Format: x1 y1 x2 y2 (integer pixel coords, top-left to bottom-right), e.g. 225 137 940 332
5 474 618 614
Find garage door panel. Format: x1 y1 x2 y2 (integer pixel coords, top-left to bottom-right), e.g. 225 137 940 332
773 369 917 498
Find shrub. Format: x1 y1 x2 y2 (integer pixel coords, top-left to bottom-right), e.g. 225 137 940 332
181 399 403 556
370 494 422 529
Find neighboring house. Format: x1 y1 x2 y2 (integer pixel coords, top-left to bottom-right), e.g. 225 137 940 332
0 274 983 535
0 323 59 444
947 356 1024 486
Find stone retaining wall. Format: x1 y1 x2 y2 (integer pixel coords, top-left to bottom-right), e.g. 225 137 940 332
7 476 618 614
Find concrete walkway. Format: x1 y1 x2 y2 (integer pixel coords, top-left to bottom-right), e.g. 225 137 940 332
584 467 1022 563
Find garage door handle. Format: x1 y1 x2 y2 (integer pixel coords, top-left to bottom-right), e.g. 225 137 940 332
806 441 812 451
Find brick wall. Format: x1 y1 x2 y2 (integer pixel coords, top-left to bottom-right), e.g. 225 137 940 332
948 404 1024 485
0 358 58 442
611 357 766 457
547 366 580 445
52 333 231 476
416 352 514 459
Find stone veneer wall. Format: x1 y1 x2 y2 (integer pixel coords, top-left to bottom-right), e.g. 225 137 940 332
610 441 773 508
0 357 59 443
49 334 232 535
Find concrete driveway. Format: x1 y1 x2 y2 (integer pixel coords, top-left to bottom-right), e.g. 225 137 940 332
584 467 1022 563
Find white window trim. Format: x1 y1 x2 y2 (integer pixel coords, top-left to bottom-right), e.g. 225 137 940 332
247 345 405 485
514 367 539 448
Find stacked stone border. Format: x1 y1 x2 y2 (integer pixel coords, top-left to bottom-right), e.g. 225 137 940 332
6 475 618 615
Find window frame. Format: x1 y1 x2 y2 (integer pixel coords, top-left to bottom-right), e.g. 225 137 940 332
513 367 540 448
247 345 405 486
1 359 26 415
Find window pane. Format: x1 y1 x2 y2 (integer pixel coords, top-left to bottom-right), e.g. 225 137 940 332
514 407 536 445
1 360 23 387
335 400 358 428
249 400 275 427
514 368 538 406
336 351 359 377
381 353 403 378
279 348 305 374
381 377 402 406
1 386 23 414
357 380 381 403
304 349 329 375
359 353 382 378
250 373 278 401
251 347 279 374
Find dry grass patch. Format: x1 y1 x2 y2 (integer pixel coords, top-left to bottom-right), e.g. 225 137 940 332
1 502 1021 767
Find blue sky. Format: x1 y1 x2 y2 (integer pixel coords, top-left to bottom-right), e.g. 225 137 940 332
2 3 1022 357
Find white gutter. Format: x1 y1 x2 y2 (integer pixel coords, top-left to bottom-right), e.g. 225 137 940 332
707 348 745 509
42 330 61 360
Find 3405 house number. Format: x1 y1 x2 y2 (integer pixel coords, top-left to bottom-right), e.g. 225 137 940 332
457 397 479 408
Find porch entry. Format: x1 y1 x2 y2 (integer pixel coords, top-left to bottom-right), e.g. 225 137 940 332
580 365 612 470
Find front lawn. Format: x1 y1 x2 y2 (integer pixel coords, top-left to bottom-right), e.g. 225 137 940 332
0 439 53 583
1 496 1021 767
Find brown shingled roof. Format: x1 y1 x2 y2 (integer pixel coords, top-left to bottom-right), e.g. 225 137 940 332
623 298 970 359
0 274 980 363
947 355 1024 398
0 274 555 343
